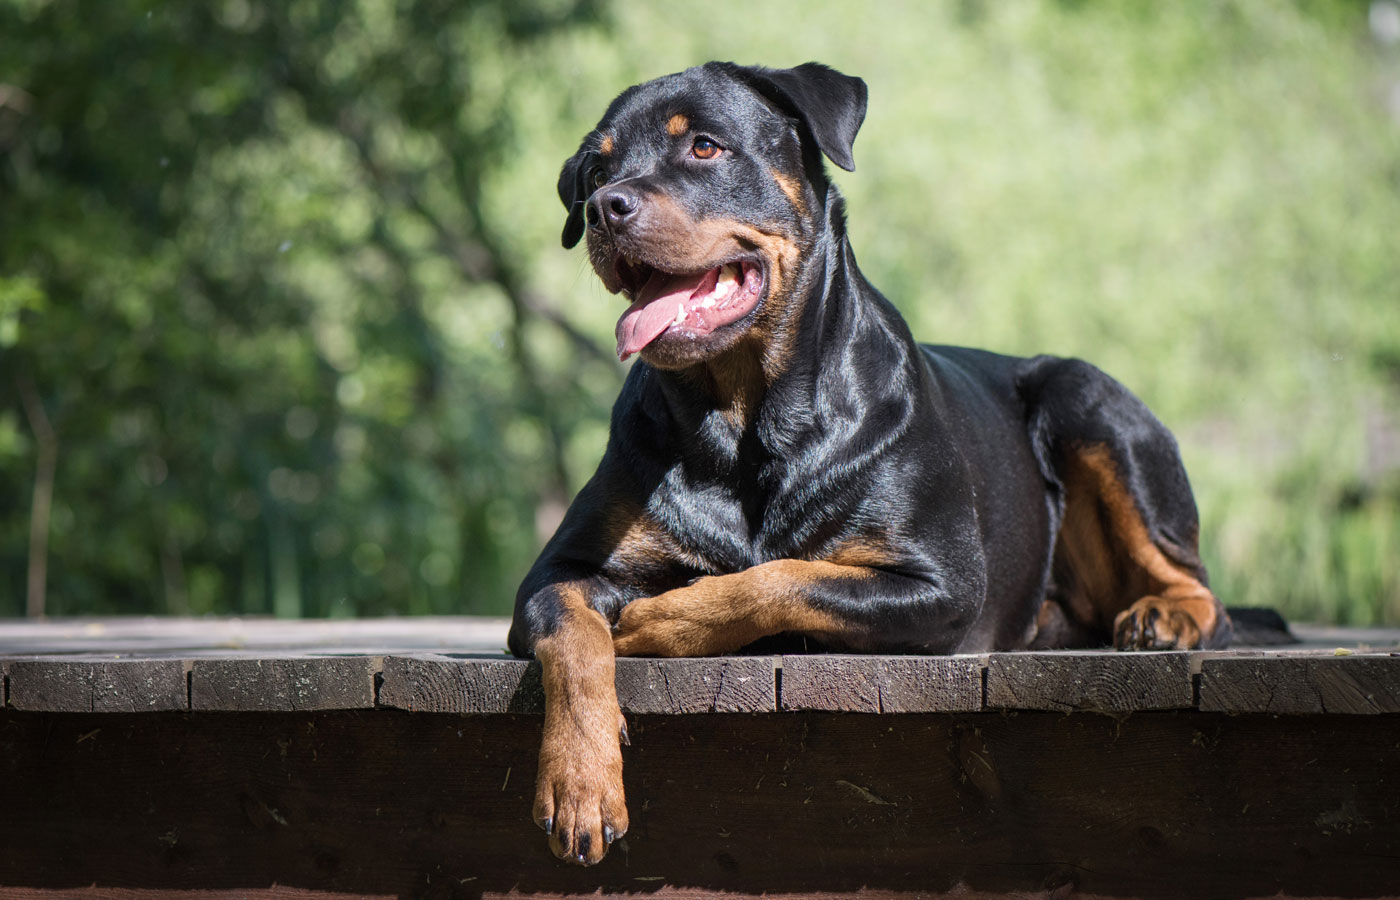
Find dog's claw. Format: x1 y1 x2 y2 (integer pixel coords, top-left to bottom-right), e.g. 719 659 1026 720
577 833 591 861
604 825 615 844
539 816 553 835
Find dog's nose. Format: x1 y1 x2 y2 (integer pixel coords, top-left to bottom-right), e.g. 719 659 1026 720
587 185 639 233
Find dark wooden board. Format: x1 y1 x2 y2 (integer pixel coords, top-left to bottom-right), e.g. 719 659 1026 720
379 656 539 713
615 656 777 713
379 656 777 714
189 657 377 711
779 654 983 712
2 709 1398 898
1198 654 1400 714
985 651 1193 712
5 659 187 712
5 629 1400 718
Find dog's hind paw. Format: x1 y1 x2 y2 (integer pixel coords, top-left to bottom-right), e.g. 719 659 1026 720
1113 595 1206 650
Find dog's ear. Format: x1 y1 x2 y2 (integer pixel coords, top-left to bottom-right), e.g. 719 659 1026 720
733 62 867 172
557 151 590 249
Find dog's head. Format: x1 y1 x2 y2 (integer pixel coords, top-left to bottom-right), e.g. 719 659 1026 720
558 62 867 368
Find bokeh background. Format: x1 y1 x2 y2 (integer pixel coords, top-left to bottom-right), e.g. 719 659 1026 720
2 0 1398 624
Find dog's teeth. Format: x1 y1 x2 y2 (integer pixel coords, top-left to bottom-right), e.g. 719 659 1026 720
718 264 739 283
673 303 686 326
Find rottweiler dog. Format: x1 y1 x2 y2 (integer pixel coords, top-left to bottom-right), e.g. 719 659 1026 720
508 61 1232 865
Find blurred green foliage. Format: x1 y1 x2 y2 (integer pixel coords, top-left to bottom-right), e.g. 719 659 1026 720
2 0 1398 623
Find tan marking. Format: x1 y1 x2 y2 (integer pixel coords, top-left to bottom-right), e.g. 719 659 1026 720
1053 444 1221 649
598 134 613 156
532 583 628 864
1052 456 1120 628
599 500 710 577
666 113 689 136
612 559 868 657
604 505 671 565
685 347 766 432
826 539 895 569
772 169 807 215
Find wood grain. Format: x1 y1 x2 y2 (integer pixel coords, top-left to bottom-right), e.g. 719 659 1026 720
6 659 187 712
4 637 1399 719
779 654 983 712
378 656 540 713
378 656 777 714
189 657 376 711
985 651 1193 712
615 656 776 713
1198 654 1400 714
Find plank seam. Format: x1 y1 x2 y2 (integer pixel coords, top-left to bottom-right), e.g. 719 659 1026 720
370 656 385 709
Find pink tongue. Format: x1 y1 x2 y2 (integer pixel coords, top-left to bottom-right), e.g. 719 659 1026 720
615 267 719 360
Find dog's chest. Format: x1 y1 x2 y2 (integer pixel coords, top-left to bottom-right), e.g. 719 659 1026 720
648 450 856 574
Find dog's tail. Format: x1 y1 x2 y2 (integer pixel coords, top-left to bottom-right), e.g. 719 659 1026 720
1227 606 1298 646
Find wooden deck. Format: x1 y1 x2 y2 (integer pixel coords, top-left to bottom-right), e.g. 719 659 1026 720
1 617 1398 899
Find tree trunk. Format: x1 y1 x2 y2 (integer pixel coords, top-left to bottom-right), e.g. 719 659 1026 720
16 375 57 618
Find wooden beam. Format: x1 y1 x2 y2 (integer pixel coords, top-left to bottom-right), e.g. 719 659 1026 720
189 658 377 711
1198 654 1400 714
378 656 777 714
779 654 983 712
985 651 1193 712
6 659 187 712
1 709 1396 898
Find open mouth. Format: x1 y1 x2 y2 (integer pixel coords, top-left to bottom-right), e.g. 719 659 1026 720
613 258 765 361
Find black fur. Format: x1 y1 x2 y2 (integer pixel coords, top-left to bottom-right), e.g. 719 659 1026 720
510 62 1239 659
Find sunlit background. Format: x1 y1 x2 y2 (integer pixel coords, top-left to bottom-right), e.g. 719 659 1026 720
2 0 1398 623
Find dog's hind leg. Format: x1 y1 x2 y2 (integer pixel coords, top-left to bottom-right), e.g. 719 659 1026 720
1018 356 1232 650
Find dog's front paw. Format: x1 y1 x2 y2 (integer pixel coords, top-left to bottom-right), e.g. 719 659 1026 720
612 590 718 657
1113 595 1203 650
611 595 671 657
534 710 629 865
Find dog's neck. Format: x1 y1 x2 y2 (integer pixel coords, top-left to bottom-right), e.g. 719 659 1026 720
652 192 922 465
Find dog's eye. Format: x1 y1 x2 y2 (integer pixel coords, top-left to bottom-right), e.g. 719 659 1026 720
590 167 607 190
691 137 722 160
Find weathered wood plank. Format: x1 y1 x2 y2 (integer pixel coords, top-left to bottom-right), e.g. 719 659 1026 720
616 656 776 713
378 656 539 713
0 615 512 656
189 657 376 711
1199 654 1400 714
779 654 983 712
6 659 187 712
1 710 1397 898
985 651 1193 712
378 656 776 714
3 634 1398 718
